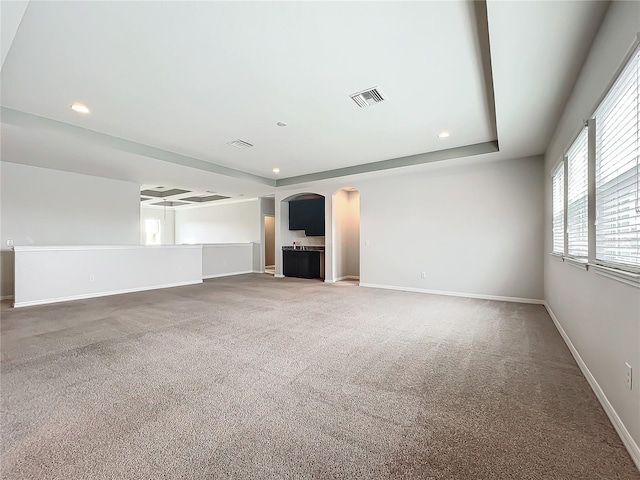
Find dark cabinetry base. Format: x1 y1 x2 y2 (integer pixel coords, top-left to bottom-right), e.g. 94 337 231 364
283 250 321 279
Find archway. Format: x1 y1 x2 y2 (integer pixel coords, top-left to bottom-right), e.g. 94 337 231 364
279 192 326 280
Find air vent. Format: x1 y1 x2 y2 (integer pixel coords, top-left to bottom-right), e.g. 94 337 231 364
227 139 253 149
350 87 385 108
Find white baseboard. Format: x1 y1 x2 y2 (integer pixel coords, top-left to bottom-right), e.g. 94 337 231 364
202 271 253 280
1 295 14 301
12 280 203 308
334 275 360 282
543 302 640 471
359 283 544 304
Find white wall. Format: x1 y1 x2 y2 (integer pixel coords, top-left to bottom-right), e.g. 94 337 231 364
261 197 275 216
13 245 202 307
0 162 140 298
202 243 254 278
175 199 260 244
359 156 545 300
140 206 175 245
543 1 640 463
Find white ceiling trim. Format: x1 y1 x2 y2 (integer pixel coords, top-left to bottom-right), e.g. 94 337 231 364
276 141 499 187
2 106 499 188
1 107 275 186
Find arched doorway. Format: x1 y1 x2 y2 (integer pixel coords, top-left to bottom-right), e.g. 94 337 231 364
279 192 326 280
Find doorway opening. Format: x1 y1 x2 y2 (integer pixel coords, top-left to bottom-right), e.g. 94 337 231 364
264 215 275 275
332 187 360 284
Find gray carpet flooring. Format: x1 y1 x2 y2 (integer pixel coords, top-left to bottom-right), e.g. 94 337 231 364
1 274 638 479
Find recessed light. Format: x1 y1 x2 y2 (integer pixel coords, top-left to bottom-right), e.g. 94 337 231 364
438 131 450 138
71 102 90 114
272 168 280 173
277 122 287 127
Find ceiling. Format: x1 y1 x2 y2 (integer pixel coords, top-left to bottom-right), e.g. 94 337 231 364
1 1 609 199
139 184 248 210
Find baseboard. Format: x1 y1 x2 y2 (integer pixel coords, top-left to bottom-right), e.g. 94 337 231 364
543 302 640 470
359 283 544 305
12 280 203 308
1 295 14 301
274 274 284 278
202 271 253 279
334 275 360 282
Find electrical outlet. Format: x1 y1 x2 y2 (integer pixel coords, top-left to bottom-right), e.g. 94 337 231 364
89 275 95 282
365 240 370 246
626 362 633 390
421 272 426 279
6 239 13 247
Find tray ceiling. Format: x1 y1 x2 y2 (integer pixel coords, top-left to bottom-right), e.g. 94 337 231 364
0 1 609 194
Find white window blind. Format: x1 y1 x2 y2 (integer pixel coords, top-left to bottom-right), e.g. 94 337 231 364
595 47 640 269
567 128 589 257
552 162 564 254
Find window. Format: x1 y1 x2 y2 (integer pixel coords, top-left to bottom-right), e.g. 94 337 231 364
566 128 589 258
145 219 161 245
552 161 565 254
594 46 640 269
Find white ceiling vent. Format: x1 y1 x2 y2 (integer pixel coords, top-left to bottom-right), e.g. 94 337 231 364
350 87 385 108
227 139 253 149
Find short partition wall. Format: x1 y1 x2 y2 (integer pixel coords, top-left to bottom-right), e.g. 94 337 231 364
12 243 261 308
202 243 255 279
13 245 203 308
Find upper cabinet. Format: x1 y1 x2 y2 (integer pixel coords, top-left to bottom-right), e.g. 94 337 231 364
289 197 325 236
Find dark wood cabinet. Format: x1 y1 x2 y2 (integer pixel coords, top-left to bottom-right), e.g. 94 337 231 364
288 198 325 236
283 250 321 279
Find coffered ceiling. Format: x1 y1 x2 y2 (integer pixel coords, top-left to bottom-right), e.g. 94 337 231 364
0 1 609 197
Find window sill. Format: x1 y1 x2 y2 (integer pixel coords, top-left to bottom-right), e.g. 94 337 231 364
564 257 588 270
552 254 640 287
589 263 640 289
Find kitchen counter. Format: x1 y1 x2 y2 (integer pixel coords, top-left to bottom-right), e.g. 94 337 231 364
282 246 325 252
